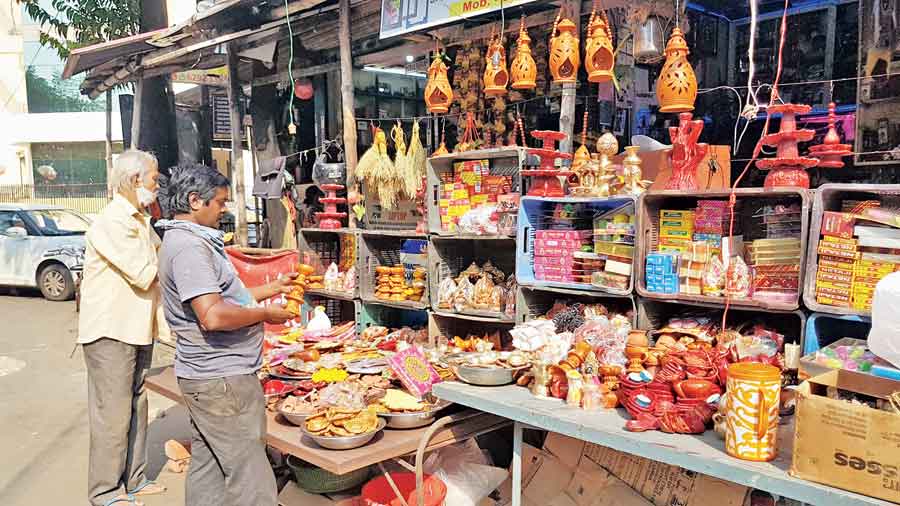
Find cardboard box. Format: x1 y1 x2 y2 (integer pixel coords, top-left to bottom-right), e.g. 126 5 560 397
541 433 748 506
791 370 900 503
613 145 731 190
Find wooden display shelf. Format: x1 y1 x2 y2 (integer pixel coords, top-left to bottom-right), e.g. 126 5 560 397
516 285 637 326
146 367 510 476
430 309 515 324
433 382 895 506
304 288 356 301
359 296 428 311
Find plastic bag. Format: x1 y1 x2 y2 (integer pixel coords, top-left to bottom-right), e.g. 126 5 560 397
323 262 340 291
342 265 356 291
869 272 900 368
453 276 475 312
490 285 505 313
503 276 517 319
472 274 496 310
422 439 507 506
457 205 499 236
438 276 457 309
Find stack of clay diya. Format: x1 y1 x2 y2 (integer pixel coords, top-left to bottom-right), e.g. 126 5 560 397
521 130 573 197
538 342 619 409
314 184 347 229
617 329 727 434
807 102 852 169
755 103 819 189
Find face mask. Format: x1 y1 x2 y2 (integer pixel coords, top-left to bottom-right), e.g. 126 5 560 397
136 185 157 208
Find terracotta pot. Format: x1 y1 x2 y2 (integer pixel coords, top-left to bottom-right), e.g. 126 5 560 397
673 379 721 399
626 330 650 348
654 334 677 350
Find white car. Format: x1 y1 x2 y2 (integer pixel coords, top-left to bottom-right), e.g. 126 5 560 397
0 204 87 301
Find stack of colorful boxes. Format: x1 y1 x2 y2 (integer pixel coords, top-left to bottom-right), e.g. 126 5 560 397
748 238 802 304
645 252 679 294
591 213 635 291
851 254 895 310
678 241 715 295
533 230 592 283
815 212 859 308
693 200 741 256
437 160 513 232
658 210 694 254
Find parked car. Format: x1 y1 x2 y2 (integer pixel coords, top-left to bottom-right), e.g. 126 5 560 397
0 204 87 301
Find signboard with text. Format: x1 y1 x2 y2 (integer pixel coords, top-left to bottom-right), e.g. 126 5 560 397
380 0 535 39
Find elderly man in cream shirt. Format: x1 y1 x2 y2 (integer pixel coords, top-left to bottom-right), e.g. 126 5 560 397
78 150 169 506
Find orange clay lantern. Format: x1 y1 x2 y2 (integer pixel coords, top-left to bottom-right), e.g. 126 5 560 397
585 9 614 83
425 51 453 114
510 16 536 90
656 27 697 113
483 31 509 96
549 14 579 84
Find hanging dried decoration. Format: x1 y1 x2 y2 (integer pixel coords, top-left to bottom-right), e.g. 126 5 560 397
510 16 537 90
405 121 427 197
549 10 580 84
425 49 453 113
483 28 509 96
391 121 414 195
356 126 399 209
656 26 697 113
585 5 614 83
456 112 478 152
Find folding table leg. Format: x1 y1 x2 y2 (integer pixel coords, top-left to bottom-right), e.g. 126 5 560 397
512 421 523 506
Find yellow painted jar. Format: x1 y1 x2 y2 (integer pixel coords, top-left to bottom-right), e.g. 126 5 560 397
723 362 781 462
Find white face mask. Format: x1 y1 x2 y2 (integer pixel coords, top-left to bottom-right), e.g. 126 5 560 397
136 185 158 208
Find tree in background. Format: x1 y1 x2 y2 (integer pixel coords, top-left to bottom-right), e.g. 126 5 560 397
26 67 104 113
18 0 140 58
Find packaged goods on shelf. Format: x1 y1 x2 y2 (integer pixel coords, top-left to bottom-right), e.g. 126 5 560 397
645 252 679 294
436 259 516 318
436 159 517 233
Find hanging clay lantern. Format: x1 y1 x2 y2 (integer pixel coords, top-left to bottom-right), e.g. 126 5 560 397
656 27 697 113
483 30 509 96
585 8 614 83
549 13 579 84
425 51 453 114
511 16 537 90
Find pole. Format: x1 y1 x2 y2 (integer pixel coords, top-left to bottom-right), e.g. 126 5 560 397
338 0 358 227
105 91 113 196
226 42 249 247
131 79 143 149
558 0 581 154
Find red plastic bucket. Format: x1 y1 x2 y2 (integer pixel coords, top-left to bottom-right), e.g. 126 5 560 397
361 473 447 506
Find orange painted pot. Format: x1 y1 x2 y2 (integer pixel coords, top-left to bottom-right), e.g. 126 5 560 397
723 362 781 462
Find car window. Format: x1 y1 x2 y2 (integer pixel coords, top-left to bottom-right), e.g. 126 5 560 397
0 211 26 235
22 210 90 236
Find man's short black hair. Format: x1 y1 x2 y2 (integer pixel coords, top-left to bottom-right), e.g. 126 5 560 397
159 163 230 218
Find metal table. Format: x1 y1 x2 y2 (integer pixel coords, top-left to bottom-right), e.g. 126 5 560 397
433 382 894 506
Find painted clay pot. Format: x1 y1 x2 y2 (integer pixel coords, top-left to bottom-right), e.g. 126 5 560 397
549 17 579 84
624 345 649 373
723 362 781 462
655 27 697 113
626 330 650 348
510 17 536 90
584 10 614 83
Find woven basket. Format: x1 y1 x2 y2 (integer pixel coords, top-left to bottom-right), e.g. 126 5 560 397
286 455 371 494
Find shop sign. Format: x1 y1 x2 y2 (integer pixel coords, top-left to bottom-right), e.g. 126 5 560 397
380 0 535 39
171 66 228 87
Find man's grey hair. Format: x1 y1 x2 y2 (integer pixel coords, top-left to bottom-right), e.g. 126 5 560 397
160 163 230 217
110 150 158 193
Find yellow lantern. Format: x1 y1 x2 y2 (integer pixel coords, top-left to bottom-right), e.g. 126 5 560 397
425 52 453 114
585 10 614 83
656 27 697 113
510 16 536 90
483 31 509 96
549 15 579 84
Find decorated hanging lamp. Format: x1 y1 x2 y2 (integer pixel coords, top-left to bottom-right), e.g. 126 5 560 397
425 50 453 114
549 11 580 84
585 8 614 83
510 16 537 90
655 27 697 113
483 30 509 96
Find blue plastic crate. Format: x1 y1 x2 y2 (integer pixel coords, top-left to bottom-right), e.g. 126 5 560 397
516 196 637 295
357 302 427 333
803 312 871 355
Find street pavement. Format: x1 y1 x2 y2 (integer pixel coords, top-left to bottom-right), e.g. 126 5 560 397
0 290 188 506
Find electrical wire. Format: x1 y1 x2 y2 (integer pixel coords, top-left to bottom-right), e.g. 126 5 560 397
284 0 296 131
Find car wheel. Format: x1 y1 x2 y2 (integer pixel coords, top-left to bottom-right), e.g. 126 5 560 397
39 264 75 301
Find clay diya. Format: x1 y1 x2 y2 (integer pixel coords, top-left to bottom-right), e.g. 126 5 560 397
673 379 721 399
598 364 622 391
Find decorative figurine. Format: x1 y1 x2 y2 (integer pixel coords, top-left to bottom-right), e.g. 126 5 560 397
620 146 652 195
585 6 614 83
424 50 453 114
656 27 697 113
510 16 537 90
664 113 708 191
483 28 509 96
549 11 579 84
755 103 818 188
595 131 619 197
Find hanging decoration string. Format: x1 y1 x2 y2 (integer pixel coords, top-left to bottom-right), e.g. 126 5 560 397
284 0 297 132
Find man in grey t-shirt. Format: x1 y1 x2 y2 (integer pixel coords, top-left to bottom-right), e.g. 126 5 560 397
156 164 294 506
